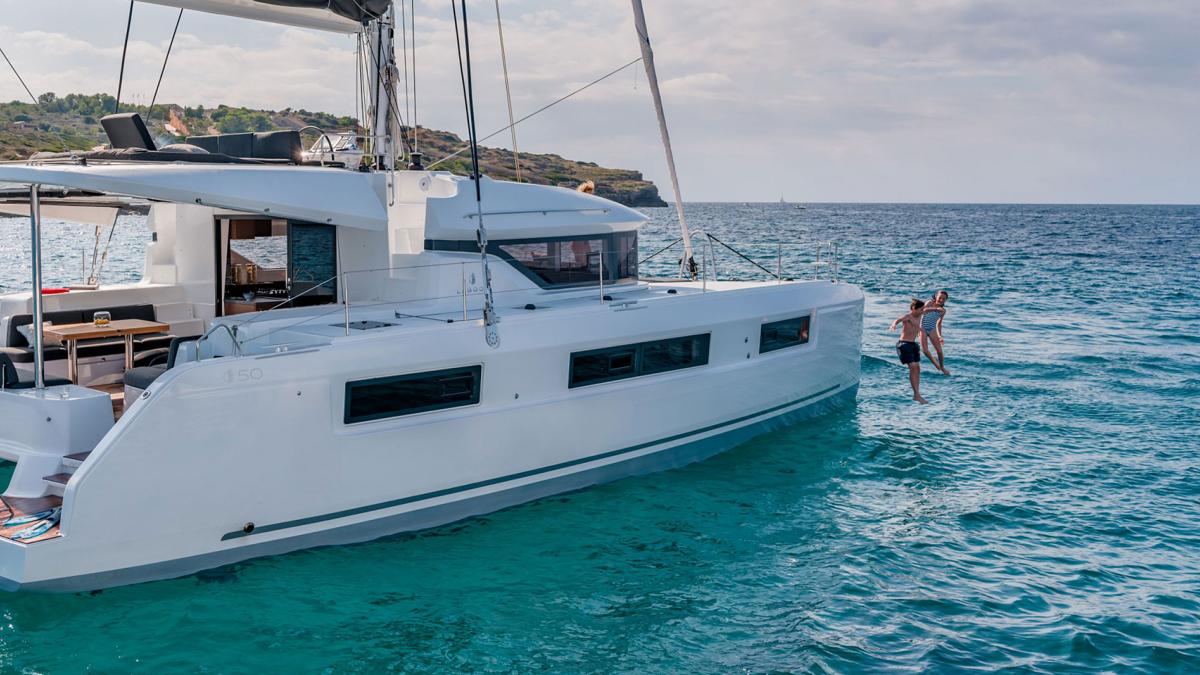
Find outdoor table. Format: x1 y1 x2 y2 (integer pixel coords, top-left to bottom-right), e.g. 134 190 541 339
43 319 170 384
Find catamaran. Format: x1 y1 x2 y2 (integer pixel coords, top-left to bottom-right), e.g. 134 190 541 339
0 0 862 591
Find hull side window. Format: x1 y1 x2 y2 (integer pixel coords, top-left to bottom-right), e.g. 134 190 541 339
345 366 482 424
570 334 709 388
760 316 811 353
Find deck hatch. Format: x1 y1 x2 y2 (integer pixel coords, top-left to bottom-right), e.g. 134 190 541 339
335 320 398 331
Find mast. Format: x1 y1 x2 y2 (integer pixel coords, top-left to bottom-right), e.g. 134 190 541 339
367 6 400 168
630 0 696 279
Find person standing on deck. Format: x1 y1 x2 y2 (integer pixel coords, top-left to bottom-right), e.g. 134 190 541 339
921 290 951 375
891 299 942 404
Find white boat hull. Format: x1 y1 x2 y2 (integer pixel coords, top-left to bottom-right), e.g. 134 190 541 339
14 384 856 592
0 281 862 592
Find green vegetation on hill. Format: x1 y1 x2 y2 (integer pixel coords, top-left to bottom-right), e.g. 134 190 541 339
0 94 666 207
405 127 666 207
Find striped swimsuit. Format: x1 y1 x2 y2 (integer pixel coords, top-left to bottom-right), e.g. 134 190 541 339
921 305 942 334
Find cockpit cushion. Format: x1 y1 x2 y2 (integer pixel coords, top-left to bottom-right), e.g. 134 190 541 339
159 143 210 154
0 354 71 389
100 113 157 151
186 130 303 163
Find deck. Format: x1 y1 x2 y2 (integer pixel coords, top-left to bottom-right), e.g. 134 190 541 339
95 382 126 419
0 495 62 544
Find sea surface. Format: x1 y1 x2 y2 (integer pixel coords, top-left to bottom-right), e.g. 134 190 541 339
0 203 1197 672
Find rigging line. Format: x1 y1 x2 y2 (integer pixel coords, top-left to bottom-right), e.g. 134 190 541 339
91 218 120 286
145 9 184 127
451 2 474 154
372 14 385 166
704 232 778 278
0 45 37 104
637 237 683 266
358 19 414 159
410 0 418 153
426 56 643 170
0 44 71 152
494 0 521 182
359 16 405 164
462 2 485 188
456 0 500 347
354 34 362 140
114 0 135 114
88 226 102 282
399 0 411 151
358 32 373 150
361 35 371 133
361 37 373 145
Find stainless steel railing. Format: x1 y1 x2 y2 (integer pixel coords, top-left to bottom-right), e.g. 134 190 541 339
640 233 843 285
193 240 844 357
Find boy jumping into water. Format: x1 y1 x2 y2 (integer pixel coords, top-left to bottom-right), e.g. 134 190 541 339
921 290 950 375
891 299 942 404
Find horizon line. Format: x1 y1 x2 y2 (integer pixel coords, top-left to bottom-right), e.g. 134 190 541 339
667 201 1200 207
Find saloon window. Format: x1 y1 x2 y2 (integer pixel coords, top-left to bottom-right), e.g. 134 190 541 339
759 316 811 353
426 232 638 289
570 334 709 388
345 366 482 424
497 231 638 288
499 238 603 287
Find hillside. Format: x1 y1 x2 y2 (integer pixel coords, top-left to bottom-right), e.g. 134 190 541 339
0 93 667 207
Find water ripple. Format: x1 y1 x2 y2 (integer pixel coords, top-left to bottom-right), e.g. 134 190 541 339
0 204 1197 672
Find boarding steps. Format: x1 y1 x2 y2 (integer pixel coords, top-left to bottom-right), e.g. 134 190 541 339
42 452 90 497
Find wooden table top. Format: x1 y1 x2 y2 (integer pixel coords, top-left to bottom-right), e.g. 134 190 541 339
43 319 169 341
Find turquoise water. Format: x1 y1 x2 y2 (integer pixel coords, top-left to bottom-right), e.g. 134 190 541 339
1 203 1198 672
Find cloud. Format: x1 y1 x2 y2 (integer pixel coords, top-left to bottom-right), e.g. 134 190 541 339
0 0 1195 203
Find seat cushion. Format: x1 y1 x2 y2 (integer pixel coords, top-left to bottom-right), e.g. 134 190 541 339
133 347 170 367
185 135 220 153
253 130 303 163
45 309 85 326
4 370 72 389
7 310 84 348
123 365 167 391
0 345 66 363
217 133 254 157
15 322 63 347
100 113 157 150
109 304 157 322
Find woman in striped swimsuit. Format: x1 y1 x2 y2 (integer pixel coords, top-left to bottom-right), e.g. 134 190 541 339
921 290 950 375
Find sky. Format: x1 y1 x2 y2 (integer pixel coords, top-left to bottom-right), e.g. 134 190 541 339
0 0 1196 204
